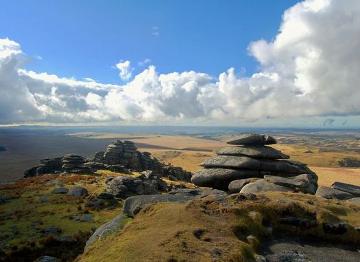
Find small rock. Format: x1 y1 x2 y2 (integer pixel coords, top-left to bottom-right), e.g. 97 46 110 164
51 187 69 194
34 256 60 262
266 250 310 262
322 222 348 235
41 226 62 235
67 186 88 197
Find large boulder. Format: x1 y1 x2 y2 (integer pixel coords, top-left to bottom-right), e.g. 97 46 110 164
315 186 354 200
202 156 311 174
85 214 128 250
216 146 289 159
123 188 227 217
227 134 277 146
331 182 360 197
240 179 295 194
191 168 261 190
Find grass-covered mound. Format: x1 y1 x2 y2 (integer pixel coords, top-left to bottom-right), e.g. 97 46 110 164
80 192 360 262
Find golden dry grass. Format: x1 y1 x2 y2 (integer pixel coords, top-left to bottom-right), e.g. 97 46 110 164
79 202 254 262
79 192 360 262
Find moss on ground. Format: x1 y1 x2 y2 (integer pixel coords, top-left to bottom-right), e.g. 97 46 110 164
0 173 124 260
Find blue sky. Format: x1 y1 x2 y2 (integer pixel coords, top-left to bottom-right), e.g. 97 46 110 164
0 0 299 83
1 0 360 127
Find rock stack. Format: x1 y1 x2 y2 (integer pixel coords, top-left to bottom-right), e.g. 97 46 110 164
192 134 318 194
61 154 89 173
24 140 191 182
102 140 145 170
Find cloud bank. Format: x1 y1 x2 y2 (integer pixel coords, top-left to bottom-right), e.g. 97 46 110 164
1 0 360 125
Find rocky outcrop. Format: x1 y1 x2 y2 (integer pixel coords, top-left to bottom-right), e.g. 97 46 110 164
24 140 192 182
192 134 318 194
105 173 167 199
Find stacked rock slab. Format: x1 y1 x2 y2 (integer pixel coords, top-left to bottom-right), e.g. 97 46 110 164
62 154 90 173
191 134 318 194
102 140 148 170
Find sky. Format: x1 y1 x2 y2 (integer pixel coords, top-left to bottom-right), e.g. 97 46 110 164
1 0 360 127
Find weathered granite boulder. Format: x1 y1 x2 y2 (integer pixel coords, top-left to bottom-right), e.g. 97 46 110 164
123 188 227 217
192 168 261 190
331 182 360 197
216 146 289 159
202 156 311 174
240 180 295 194
24 157 63 177
227 134 277 146
264 173 317 194
316 186 354 200
85 214 128 250
228 178 261 193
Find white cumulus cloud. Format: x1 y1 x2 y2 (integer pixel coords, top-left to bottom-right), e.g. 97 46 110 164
115 60 133 81
1 0 360 125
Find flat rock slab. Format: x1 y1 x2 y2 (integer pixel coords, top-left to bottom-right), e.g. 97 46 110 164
227 134 277 146
202 156 311 174
123 188 226 217
228 178 261 193
216 146 289 159
315 186 354 200
331 182 360 197
191 168 261 189
264 174 317 194
262 238 360 262
240 179 295 194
